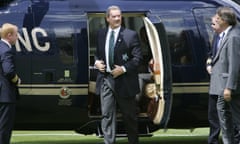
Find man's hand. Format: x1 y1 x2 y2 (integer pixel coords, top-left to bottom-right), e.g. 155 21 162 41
206 58 212 74
111 65 124 78
206 65 212 74
224 88 232 102
17 78 21 86
95 60 106 73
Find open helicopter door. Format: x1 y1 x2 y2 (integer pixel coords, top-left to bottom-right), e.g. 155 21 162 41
143 16 172 126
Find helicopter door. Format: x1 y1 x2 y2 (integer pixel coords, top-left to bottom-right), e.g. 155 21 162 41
143 16 172 125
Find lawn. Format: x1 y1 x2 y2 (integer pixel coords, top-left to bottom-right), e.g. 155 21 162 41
11 128 212 144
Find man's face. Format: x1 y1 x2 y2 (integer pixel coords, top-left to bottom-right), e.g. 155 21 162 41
9 28 18 45
106 9 122 29
212 14 228 34
211 15 221 33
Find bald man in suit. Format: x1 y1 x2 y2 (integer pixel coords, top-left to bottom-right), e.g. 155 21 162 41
0 23 20 144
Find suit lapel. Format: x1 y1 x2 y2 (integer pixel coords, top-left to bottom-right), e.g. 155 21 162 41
114 27 124 51
102 29 108 60
213 29 232 63
213 36 228 61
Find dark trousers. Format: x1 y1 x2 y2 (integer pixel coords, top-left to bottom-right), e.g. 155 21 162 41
229 94 240 144
216 93 240 144
0 103 16 144
100 76 139 144
208 95 221 144
217 95 234 144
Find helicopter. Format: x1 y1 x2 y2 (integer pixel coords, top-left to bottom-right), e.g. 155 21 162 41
0 0 240 136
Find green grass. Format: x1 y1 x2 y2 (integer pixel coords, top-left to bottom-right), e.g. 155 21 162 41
11 128 212 144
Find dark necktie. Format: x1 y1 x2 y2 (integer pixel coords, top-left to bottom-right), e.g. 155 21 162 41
109 30 115 69
213 32 225 57
213 34 220 57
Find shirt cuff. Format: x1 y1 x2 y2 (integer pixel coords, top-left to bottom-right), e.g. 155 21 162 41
206 58 212 66
121 66 126 72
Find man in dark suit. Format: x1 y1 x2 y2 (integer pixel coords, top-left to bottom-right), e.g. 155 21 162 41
209 7 240 144
0 23 20 144
94 5 142 144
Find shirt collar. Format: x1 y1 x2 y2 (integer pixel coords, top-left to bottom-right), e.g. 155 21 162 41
220 26 232 38
108 26 121 34
1 39 11 48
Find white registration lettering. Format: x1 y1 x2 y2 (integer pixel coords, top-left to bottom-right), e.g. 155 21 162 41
16 28 32 52
32 28 50 52
15 27 50 52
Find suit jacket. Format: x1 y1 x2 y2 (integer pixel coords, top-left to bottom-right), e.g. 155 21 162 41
95 27 142 97
0 40 19 103
209 25 240 96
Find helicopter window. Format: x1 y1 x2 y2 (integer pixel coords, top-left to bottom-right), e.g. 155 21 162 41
170 30 193 65
57 37 74 65
193 8 217 53
51 23 74 65
160 15 195 65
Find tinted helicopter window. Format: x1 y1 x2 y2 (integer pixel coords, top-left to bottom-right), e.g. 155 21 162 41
160 13 195 65
193 8 217 52
88 16 106 61
52 24 74 65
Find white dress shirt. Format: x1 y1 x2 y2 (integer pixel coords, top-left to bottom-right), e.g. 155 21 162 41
105 26 120 72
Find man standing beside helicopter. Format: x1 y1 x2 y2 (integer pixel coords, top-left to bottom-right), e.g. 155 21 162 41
0 23 20 144
94 5 142 144
208 7 240 144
